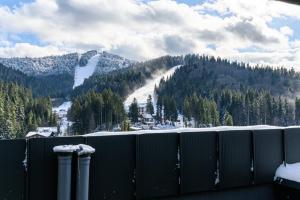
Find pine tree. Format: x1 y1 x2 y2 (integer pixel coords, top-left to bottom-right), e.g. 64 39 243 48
210 101 220 126
183 97 192 121
295 98 300 125
0 82 54 138
156 95 163 123
225 112 233 126
146 95 154 115
129 98 139 123
69 90 126 134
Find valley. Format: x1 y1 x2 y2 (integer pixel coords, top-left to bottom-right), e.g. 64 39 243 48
1 51 300 137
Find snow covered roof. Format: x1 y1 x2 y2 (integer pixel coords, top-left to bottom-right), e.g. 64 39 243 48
130 126 143 131
26 131 53 138
26 132 39 138
26 127 58 138
37 127 58 133
142 113 153 119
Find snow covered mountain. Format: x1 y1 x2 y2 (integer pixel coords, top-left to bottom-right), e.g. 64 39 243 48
95 51 132 74
0 50 133 77
49 50 133 135
0 53 78 76
73 51 132 88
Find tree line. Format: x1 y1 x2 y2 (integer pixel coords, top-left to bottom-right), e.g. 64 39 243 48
0 82 57 138
156 89 298 127
68 90 126 134
155 54 300 126
0 63 73 98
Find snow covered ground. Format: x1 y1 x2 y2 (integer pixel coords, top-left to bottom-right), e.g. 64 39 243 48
124 65 181 110
52 101 72 117
52 101 72 136
73 54 99 89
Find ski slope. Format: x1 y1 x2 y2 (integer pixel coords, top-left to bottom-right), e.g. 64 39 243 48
73 54 99 89
124 65 181 109
54 54 101 135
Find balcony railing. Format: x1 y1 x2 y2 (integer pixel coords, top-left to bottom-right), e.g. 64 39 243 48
1 126 300 200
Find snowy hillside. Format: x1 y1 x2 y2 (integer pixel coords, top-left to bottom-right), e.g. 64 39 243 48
0 53 78 76
52 101 72 136
124 65 181 110
95 51 132 74
79 50 98 67
0 50 133 77
73 51 133 89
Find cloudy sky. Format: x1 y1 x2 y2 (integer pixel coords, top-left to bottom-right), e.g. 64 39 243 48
0 0 300 69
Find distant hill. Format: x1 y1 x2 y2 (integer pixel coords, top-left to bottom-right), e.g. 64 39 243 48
0 51 132 76
71 55 184 99
0 51 134 97
0 53 78 76
154 54 300 126
156 54 300 103
0 63 73 97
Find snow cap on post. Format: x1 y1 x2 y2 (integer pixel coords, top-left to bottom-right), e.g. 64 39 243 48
53 145 80 154
53 144 95 156
76 144 95 156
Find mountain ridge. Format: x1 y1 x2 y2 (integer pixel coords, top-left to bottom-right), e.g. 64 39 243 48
0 50 134 97
0 50 133 76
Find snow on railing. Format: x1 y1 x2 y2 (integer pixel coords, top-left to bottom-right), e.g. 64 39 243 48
85 125 283 137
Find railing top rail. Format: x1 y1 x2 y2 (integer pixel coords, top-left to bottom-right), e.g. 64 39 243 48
83 125 290 137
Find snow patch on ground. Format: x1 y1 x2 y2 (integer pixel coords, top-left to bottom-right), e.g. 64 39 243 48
52 101 72 136
73 54 99 89
59 117 73 136
124 65 181 110
275 162 300 182
52 101 72 117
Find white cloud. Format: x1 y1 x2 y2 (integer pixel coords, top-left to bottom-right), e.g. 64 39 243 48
0 43 67 58
0 0 299 69
280 26 294 36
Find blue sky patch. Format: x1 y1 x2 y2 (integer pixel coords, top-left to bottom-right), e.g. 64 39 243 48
0 32 43 47
0 0 33 8
269 17 300 40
